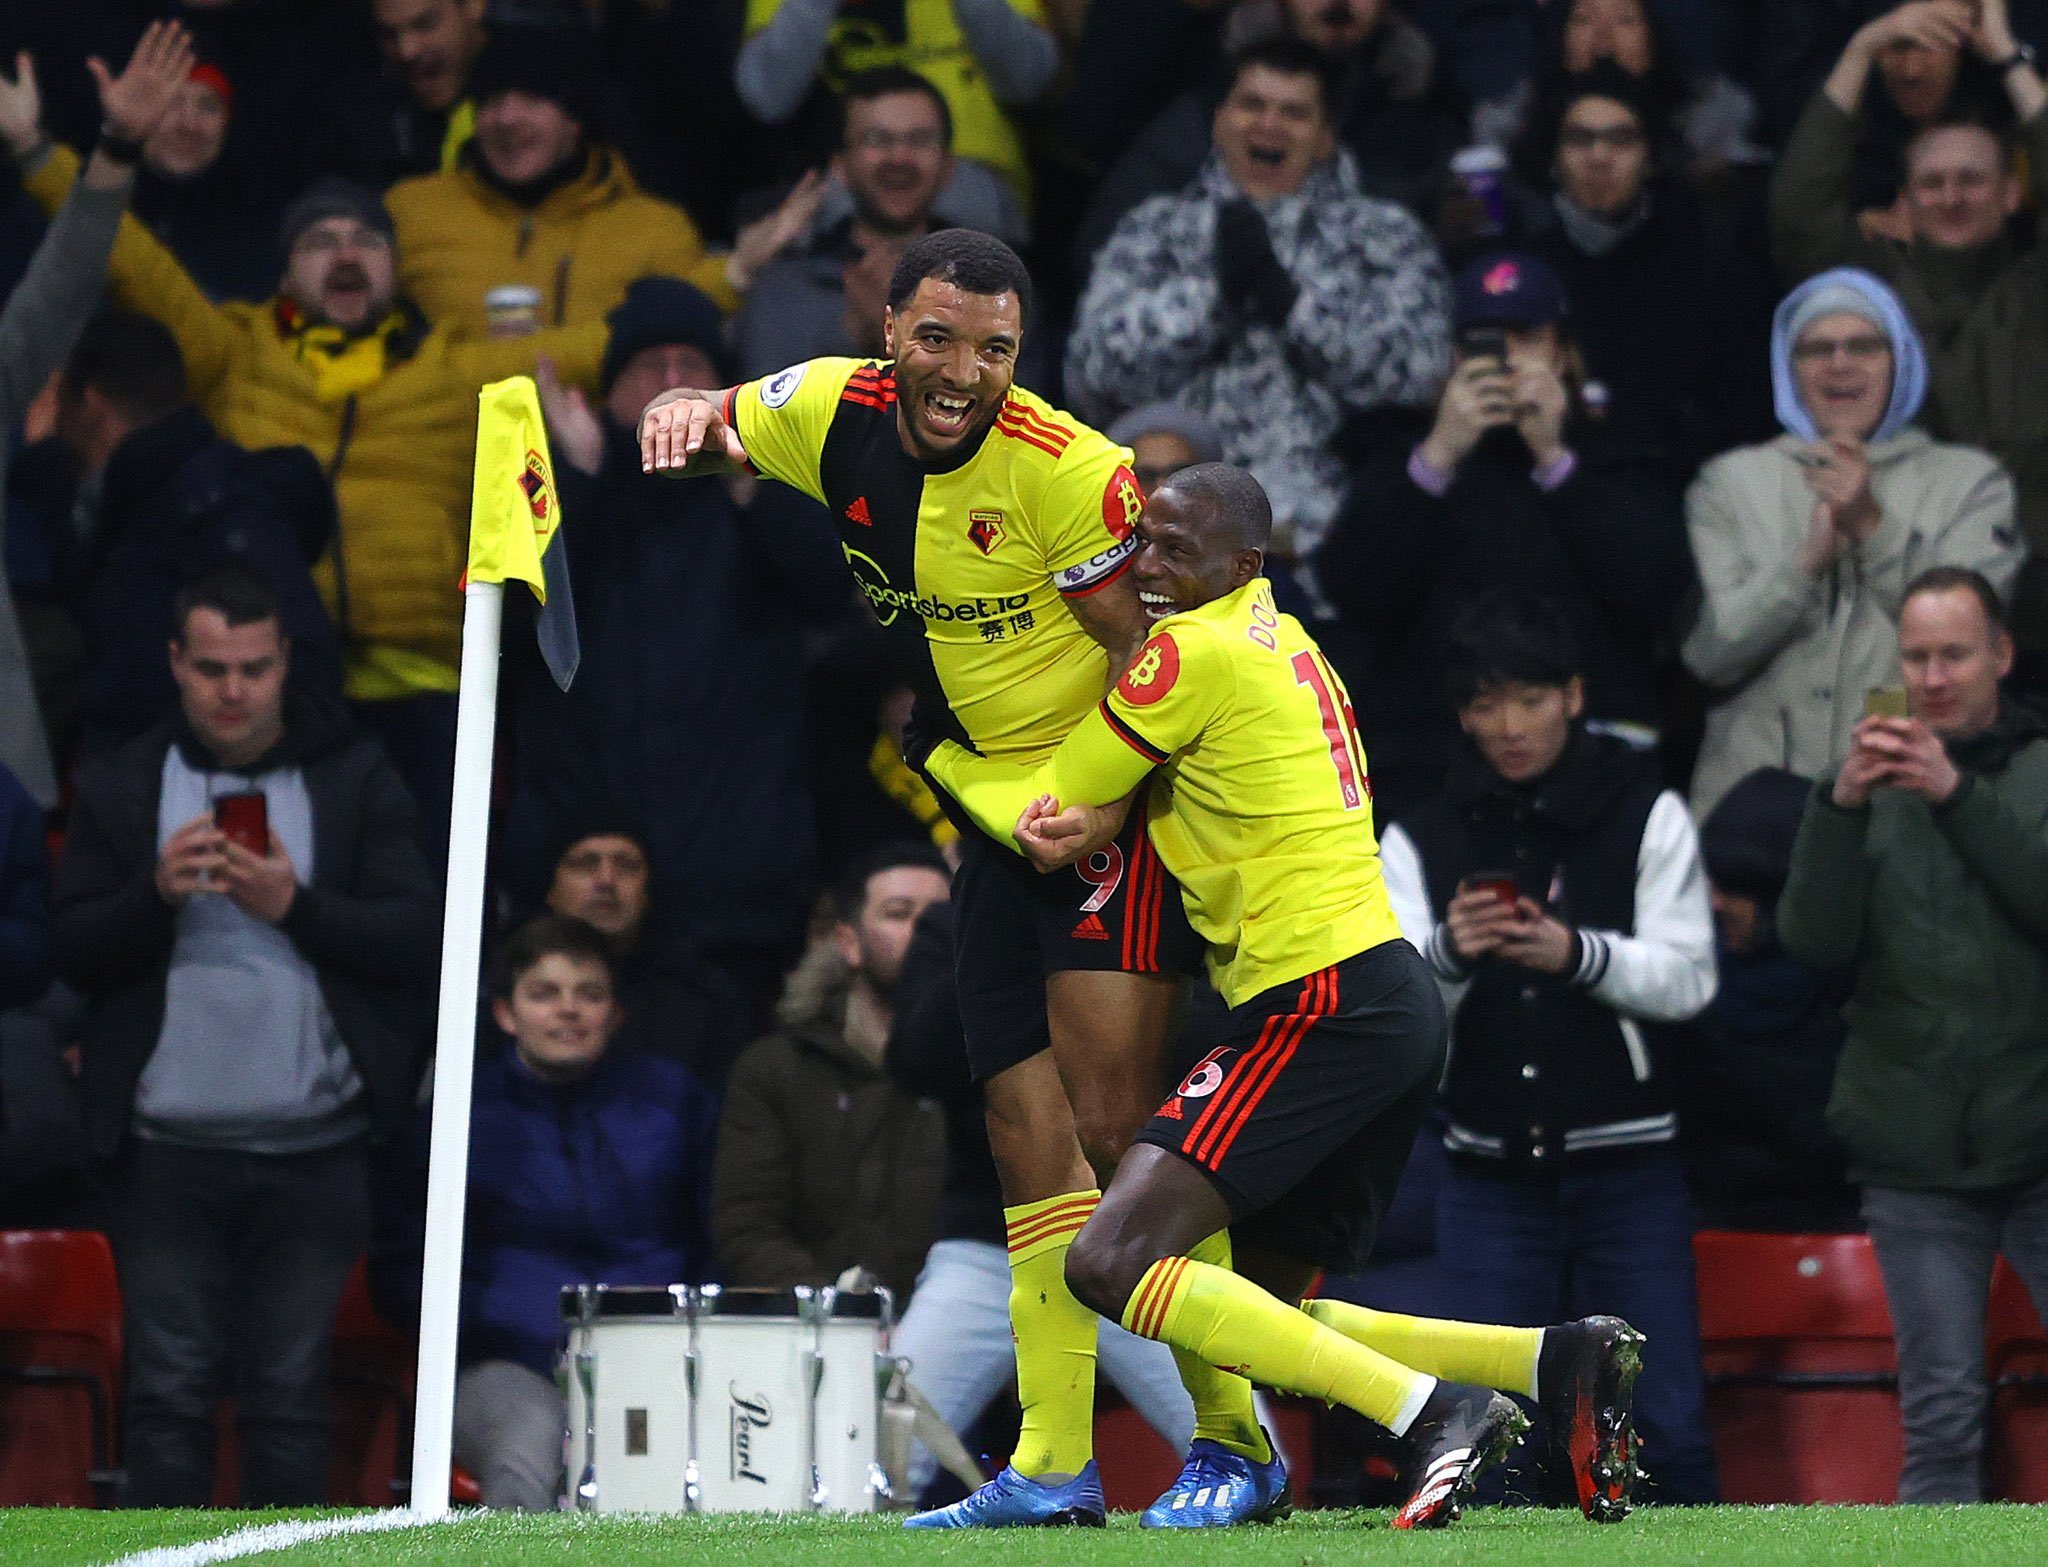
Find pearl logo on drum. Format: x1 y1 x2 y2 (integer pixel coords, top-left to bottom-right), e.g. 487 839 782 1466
730 1386 773 1484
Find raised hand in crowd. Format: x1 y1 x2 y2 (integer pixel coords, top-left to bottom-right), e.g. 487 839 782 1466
725 168 830 295
91 18 197 146
0 19 195 163
1418 357 1517 472
1798 438 1882 576
537 355 606 477
840 238 900 358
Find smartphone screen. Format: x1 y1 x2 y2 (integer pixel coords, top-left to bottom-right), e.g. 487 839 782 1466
1864 686 1909 720
214 791 268 856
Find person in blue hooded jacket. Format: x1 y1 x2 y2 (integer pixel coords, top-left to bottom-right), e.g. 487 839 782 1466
372 914 720 1510
1681 266 2023 818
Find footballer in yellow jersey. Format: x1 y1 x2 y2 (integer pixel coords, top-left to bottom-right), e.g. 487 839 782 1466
639 232 1262 1532
927 465 1622 1531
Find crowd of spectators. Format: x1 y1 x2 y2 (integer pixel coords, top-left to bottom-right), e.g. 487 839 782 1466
2 0 2048 1513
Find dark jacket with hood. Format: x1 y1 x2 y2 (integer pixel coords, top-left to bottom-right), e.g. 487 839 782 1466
1382 728 1718 1173
711 941 946 1303
1779 702 2048 1191
51 694 437 1159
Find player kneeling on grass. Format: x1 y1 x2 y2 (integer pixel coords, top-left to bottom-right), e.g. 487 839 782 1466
923 465 1644 1528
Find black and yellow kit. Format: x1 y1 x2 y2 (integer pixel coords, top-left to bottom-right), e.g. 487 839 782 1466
726 357 1200 1078
929 579 1447 1264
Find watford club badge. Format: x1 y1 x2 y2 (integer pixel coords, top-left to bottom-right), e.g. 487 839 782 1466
518 450 553 528
968 509 1006 555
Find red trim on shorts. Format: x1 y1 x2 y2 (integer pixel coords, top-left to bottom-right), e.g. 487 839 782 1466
1120 807 1165 974
1180 968 1340 1170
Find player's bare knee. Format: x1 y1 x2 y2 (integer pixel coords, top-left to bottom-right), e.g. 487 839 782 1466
1063 1225 1149 1323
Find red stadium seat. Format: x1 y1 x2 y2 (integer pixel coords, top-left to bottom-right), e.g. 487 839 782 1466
0 1229 123 1506
329 1258 415 1506
1693 1230 1902 1503
1988 1257 2048 1502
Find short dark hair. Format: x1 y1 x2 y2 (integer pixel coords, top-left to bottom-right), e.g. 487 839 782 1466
60 310 186 423
831 840 950 924
493 914 615 1000
839 66 953 150
1158 462 1272 553
1902 566 2009 636
1227 34 1338 121
172 560 283 642
1443 590 1583 709
887 229 1033 330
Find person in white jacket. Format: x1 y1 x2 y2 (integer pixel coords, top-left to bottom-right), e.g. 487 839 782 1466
1682 266 2023 818
1379 588 1721 1505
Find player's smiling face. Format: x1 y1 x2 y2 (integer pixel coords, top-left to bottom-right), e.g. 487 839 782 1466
883 279 1022 463
1133 484 1262 621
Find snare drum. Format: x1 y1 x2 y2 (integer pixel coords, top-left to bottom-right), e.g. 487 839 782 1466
561 1282 895 1514
561 1284 692 1513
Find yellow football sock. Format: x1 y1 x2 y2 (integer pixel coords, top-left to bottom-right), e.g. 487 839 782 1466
1301 1299 1542 1397
1173 1232 1271 1462
1123 1257 1436 1436
1005 1191 1101 1479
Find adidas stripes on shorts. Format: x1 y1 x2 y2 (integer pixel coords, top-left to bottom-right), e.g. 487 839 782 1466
1138 938 1447 1272
952 796 1205 1082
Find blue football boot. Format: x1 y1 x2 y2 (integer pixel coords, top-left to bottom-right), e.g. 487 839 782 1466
1141 1436 1292 1528
902 1461 1106 1528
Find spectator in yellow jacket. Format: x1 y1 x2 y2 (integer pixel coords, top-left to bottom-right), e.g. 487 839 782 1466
13 129 603 851
386 27 825 335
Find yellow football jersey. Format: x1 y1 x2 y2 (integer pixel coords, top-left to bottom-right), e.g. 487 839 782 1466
928 578 1405 1006
726 358 1144 764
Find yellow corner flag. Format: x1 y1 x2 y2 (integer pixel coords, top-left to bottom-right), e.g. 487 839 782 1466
468 375 579 689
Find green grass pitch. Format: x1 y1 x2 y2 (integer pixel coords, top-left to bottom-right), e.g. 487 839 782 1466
8 1506 2048 1567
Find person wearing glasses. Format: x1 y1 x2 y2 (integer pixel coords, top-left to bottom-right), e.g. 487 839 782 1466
1682 267 2021 817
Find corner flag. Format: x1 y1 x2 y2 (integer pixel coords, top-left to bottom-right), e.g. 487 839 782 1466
467 375 580 690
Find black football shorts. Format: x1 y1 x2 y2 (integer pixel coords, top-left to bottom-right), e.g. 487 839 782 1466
1137 937 1447 1271
952 797 1204 1081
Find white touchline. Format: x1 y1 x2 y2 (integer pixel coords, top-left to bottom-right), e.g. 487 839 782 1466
98 1508 472 1567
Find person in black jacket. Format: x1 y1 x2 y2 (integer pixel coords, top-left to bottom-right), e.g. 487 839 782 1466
1315 249 1692 827
1378 591 1721 1505
39 310 340 757
883 898 1194 1504
51 562 435 1507
514 277 848 1026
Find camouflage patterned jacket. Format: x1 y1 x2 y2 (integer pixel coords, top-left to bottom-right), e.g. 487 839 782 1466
1065 149 1451 556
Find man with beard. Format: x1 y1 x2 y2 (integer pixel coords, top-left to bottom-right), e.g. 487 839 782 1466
641 230 1279 1529
712 843 951 1301
737 69 968 379
7 136 608 852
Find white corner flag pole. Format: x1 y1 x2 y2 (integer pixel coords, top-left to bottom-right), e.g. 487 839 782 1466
408 579 505 1518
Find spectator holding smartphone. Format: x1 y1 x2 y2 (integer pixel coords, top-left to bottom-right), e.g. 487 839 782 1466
1317 250 1691 825
51 562 436 1505
1378 588 1721 1505
1681 267 2021 817
1778 565 2048 1502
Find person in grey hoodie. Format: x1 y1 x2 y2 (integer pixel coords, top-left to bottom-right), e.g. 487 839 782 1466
0 22 198 808
1682 266 2022 818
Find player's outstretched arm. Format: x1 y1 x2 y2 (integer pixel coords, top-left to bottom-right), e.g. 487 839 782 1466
638 386 747 476
926 714 1152 863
